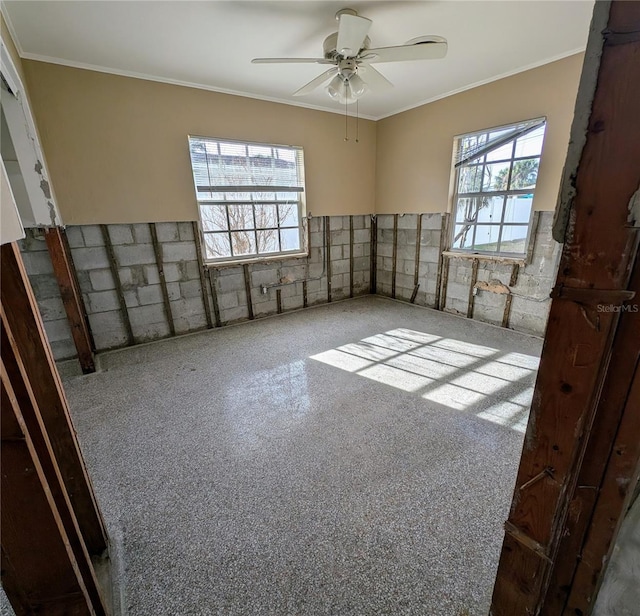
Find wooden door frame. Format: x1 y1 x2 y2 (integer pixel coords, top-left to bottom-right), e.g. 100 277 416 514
491 1 640 613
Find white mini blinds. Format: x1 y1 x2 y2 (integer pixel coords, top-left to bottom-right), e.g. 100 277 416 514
451 119 546 256
188 137 306 263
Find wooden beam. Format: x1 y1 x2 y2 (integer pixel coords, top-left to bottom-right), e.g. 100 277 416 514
0 348 107 614
44 227 95 374
326 216 332 303
391 214 398 299
192 221 213 329
467 258 479 318
439 256 450 310
543 254 640 614
206 269 222 327
1 374 96 615
149 223 176 336
501 263 520 328
101 224 134 345
491 1 640 613
0 242 108 555
411 214 422 303
434 213 449 309
349 216 354 298
370 216 377 294
526 211 541 265
243 264 254 319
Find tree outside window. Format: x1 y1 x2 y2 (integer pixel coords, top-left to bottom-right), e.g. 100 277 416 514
452 121 546 256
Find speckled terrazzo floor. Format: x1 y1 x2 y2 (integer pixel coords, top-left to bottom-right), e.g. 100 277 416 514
61 296 542 616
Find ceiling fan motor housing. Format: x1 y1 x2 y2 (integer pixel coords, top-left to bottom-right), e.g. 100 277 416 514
323 33 371 61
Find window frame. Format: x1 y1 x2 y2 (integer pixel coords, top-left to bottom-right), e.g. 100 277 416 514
188 135 307 265
450 119 546 258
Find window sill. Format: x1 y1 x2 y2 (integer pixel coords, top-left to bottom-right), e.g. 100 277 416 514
205 251 309 269
442 250 526 266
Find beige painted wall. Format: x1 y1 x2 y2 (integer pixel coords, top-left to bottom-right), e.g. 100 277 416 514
20 51 583 224
22 61 377 225
375 53 584 214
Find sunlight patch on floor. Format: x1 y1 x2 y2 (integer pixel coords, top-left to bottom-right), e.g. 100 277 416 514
310 328 540 433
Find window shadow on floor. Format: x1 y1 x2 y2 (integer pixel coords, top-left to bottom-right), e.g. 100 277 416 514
310 327 540 433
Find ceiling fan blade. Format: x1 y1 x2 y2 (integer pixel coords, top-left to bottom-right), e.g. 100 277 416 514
336 14 372 58
363 40 447 63
252 58 333 64
293 68 339 97
358 66 393 92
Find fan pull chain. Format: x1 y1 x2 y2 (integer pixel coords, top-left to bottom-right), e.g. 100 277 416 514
344 96 349 141
356 99 359 143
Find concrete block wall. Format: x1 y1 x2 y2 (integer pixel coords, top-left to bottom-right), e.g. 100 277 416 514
376 213 443 307
19 210 557 361
375 211 559 337
19 215 372 360
444 213 559 336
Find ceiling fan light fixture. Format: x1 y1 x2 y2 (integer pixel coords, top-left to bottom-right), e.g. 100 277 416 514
327 74 346 101
327 73 367 105
349 73 368 98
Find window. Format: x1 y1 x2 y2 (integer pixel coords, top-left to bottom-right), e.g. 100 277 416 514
451 118 546 256
188 136 306 263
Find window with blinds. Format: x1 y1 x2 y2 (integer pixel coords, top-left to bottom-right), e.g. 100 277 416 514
451 118 546 256
188 136 306 263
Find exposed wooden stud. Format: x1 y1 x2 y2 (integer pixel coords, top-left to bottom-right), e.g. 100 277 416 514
565 365 640 614
439 256 450 311
1 370 99 615
326 216 332 303
410 285 420 303
413 214 423 293
0 330 107 614
149 223 175 336
206 269 222 327
349 215 354 298
0 242 108 555
276 289 282 314
101 225 134 346
526 211 541 265
191 221 213 329
434 213 449 309
467 258 480 318
370 216 377 294
303 280 308 308
392 214 398 299
501 263 520 328
242 264 254 319
63 229 96 352
491 2 640 612
44 227 95 374
543 255 640 614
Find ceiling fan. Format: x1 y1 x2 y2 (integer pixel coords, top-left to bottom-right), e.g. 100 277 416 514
252 8 447 105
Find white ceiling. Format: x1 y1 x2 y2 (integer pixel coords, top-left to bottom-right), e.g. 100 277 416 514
3 0 594 120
